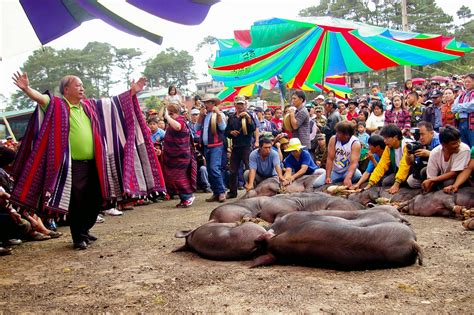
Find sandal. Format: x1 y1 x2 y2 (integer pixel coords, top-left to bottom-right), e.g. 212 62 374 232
48 231 63 238
29 232 51 241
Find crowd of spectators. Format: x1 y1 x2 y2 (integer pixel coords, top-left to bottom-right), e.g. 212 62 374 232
1 74 473 255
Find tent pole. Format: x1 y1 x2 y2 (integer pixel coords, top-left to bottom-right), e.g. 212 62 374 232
321 31 329 96
2 116 16 142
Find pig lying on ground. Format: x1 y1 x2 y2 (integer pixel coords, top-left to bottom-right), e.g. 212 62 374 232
209 192 365 223
271 206 410 229
174 222 266 260
348 187 421 206
241 175 319 198
400 187 474 217
252 219 422 270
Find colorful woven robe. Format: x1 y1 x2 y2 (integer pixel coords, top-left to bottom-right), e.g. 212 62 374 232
162 116 197 195
10 90 165 215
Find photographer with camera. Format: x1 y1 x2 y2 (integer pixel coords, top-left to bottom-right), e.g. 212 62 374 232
406 122 440 188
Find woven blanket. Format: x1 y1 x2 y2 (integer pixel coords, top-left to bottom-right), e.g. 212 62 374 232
10 90 165 215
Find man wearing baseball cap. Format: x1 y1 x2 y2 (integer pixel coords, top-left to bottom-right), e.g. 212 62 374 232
422 90 443 132
314 95 325 106
321 98 342 141
224 96 256 199
314 106 327 130
188 108 201 139
195 94 228 202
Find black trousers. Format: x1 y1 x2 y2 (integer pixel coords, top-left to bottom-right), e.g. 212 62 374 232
228 146 251 195
69 160 102 243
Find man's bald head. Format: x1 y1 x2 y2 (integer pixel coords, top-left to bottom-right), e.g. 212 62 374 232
59 75 80 95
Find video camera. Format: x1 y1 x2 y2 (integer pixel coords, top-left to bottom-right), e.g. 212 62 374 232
406 141 424 155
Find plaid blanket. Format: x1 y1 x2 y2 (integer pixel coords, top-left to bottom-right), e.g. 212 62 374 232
10 90 165 215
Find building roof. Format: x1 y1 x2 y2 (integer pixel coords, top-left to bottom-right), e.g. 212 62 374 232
136 88 169 99
0 108 35 120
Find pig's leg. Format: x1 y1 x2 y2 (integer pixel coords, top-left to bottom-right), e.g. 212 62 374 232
251 229 278 267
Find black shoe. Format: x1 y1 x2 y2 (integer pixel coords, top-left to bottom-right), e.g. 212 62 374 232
87 233 98 242
73 241 88 250
205 195 219 202
82 233 98 244
0 247 12 256
226 192 238 199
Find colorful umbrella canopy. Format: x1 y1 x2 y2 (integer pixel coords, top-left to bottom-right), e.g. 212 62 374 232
2 0 219 59
217 75 351 102
209 16 472 90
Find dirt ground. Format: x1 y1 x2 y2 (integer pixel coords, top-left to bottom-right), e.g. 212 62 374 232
1 191 473 313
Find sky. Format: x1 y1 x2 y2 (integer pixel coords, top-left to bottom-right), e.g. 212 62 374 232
1 0 473 100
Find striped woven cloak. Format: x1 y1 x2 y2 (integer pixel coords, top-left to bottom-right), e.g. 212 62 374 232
10 90 165 215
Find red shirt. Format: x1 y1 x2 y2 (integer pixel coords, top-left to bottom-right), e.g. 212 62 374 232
272 117 283 131
346 111 359 121
441 102 456 127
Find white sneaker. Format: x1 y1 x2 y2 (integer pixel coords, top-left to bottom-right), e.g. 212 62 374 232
104 208 123 216
96 214 105 223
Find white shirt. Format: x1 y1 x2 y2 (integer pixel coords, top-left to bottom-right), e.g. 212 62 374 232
333 135 359 173
426 143 470 179
366 112 385 130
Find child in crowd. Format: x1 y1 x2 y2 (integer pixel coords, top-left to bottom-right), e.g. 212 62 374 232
357 122 370 148
147 117 165 143
350 134 386 190
356 122 370 172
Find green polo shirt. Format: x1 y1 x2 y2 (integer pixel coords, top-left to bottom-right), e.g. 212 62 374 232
42 95 94 160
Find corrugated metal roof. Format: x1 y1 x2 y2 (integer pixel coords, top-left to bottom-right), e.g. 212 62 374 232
0 108 35 119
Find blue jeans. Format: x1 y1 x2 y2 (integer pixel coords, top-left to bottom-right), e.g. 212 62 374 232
180 193 193 202
204 145 226 195
197 166 210 189
330 169 362 184
459 119 474 147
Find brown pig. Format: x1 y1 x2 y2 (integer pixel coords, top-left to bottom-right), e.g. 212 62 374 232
252 221 423 270
174 222 266 260
401 187 474 217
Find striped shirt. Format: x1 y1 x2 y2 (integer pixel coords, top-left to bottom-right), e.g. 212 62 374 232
291 105 310 148
384 109 411 130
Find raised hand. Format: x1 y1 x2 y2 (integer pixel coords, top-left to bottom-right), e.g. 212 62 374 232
130 77 147 96
12 71 29 90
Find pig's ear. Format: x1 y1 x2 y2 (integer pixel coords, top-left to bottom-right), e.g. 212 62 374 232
250 253 276 268
175 230 192 238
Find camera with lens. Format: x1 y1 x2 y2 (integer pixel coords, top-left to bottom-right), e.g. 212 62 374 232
406 141 424 154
